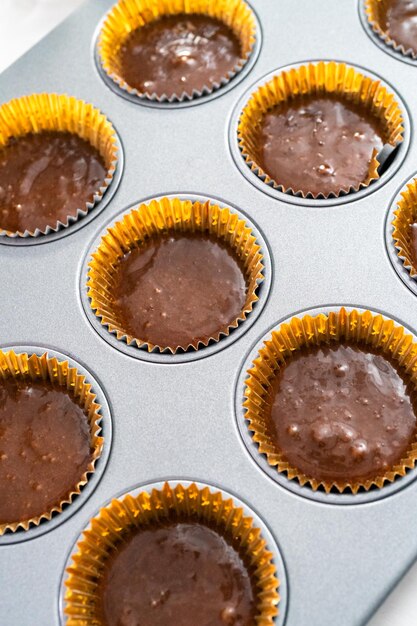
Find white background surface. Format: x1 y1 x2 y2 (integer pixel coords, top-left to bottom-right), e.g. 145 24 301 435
0 1 416 624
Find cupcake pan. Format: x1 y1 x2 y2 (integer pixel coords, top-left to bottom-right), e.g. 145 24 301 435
3 0 417 624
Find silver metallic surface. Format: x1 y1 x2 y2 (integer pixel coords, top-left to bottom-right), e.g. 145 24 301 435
1 1 417 625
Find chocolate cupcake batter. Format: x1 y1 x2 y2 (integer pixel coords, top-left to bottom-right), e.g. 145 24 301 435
0 378 93 525
119 14 242 96
267 343 416 483
0 131 106 233
380 0 417 54
257 95 385 196
112 232 247 348
98 521 256 626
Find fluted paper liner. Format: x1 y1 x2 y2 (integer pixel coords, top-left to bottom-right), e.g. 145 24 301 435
365 0 417 59
238 61 404 199
0 94 118 237
244 308 417 493
0 350 103 534
97 0 257 102
392 176 417 278
87 197 264 353
64 481 280 624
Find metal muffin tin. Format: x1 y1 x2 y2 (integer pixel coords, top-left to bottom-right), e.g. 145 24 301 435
1 0 417 624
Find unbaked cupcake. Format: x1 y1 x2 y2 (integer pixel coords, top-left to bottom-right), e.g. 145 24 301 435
238 61 404 198
0 350 102 534
87 197 264 353
64 482 280 624
97 0 257 101
244 308 417 492
0 94 118 237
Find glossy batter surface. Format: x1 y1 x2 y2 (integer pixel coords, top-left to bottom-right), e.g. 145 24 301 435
0 378 92 524
119 14 242 96
257 95 385 196
112 233 247 348
98 522 256 626
381 0 417 53
267 343 416 482
0 131 106 232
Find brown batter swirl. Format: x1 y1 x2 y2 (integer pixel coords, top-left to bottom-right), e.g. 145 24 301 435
112 232 247 349
257 95 385 196
0 378 93 525
119 14 242 96
380 0 417 54
267 343 417 484
98 521 256 626
0 131 106 233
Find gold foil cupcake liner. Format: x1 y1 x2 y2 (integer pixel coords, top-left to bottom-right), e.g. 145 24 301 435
238 61 404 199
365 0 417 59
244 307 417 494
64 481 280 624
97 0 257 102
87 196 264 353
392 176 417 278
0 350 103 534
0 93 118 237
